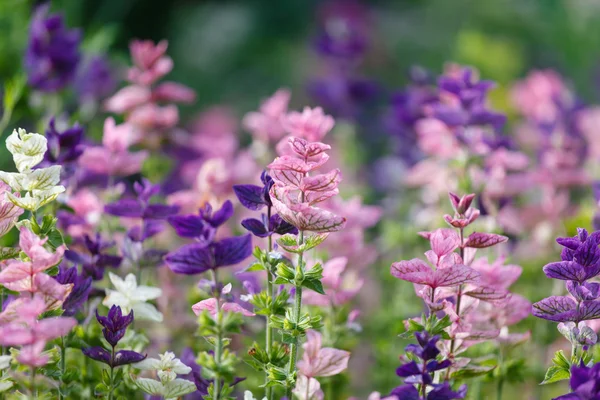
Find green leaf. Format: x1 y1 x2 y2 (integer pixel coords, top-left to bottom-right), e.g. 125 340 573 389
302 279 325 295
245 262 266 272
303 233 329 251
552 350 571 370
450 364 496 380
541 365 570 385
135 378 163 395
0 247 19 261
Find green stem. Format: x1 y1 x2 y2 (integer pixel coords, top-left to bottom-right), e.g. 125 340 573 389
211 270 223 400
59 336 66 400
108 346 115 400
265 219 274 400
496 349 504 400
285 230 305 399
30 367 36 399
0 290 4 355
449 228 465 357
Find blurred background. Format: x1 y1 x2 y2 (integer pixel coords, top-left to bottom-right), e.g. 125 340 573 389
4 0 600 398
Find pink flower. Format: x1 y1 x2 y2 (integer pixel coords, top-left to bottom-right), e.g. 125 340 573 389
152 81 196 103
0 295 76 367
281 107 334 142
511 70 566 122
127 39 173 86
191 297 254 318
65 189 103 238
268 137 346 233
79 118 148 176
415 118 461 159
189 107 239 160
303 257 363 307
104 85 151 114
0 182 23 237
293 374 324 400
127 103 179 131
297 330 350 378
243 88 291 142
0 227 66 294
469 256 522 290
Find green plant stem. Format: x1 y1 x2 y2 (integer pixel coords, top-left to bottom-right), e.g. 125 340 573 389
496 349 504 400
285 230 305 399
265 221 274 400
211 269 223 400
59 336 66 400
448 227 465 358
0 290 4 355
30 367 36 399
108 346 115 400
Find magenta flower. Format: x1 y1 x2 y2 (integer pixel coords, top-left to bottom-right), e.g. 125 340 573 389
0 182 23 238
268 137 346 233
243 89 291 142
0 295 76 367
391 258 479 291
0 227 67 295
191 297 255 318
78 117 148 176
297 330 350 378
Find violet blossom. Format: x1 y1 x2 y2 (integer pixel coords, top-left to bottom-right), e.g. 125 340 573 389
554 362 600 400
25 4 80 92
82 305 146 368
533 228 600 323
390 332 467 400
54 264 92 317
65 233 122 281
234 171 298 238
165 200 252 275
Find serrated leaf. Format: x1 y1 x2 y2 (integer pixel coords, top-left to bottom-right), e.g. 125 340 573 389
541 365 570 385
135 378 163 395
163 378 197 398
302 279 325 295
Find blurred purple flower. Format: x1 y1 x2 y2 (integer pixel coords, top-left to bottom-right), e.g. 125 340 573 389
25 4 80 92
54 264 92 317
65 233 122 281
41 118 85 166
75 55 116 101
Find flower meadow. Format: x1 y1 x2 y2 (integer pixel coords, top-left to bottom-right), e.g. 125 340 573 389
4 1 600 399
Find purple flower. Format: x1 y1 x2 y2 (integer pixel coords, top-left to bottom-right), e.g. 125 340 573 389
233 171 273 210
534 228 600 324
41 118 85 166
105 180 179 243
82 305 145 367
25 4 80 92
180 348 210 398
391 332 466 400
554 362 600 400
308 73 378 120
65 234 122 281
54 264 92 317
164 235 252 275
168 200 234 241
234 172 298 238
75 55 116 101
105 179 179 221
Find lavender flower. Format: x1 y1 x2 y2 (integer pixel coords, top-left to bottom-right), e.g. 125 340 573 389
75 55 116 102
25 4 80 92
554 362 600 400
42 118 85 167
164 201 252 275
533 229 600 323
390 332 467 400
105 179 179 242
82 305 146 367
65 233 122 281
54 264 92 317
234 171 298 237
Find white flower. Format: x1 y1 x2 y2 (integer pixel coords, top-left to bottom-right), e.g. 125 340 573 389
135 352 191 384
103 272 163 322
134 352 196 399
0 129 65 211
244 391 267 400
0 355 11 370
5 128 47 173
